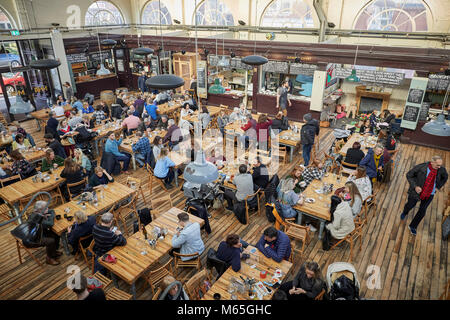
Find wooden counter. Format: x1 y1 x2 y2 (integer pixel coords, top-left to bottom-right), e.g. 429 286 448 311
75 75 120 99
206 92 244 109
253 93 313 122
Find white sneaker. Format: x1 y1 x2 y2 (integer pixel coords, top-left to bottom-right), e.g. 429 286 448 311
307 224 317 232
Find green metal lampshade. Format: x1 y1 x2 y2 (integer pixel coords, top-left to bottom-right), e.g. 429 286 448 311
421 113 450 136
346 69 360 82
9 95 34 114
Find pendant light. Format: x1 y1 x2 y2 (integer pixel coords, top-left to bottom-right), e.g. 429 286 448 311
422 84 450 136
9 95 34 114
242 0 268 67
346 31 361 82
133 47 154 56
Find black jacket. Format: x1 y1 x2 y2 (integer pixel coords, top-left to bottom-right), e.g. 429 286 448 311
406 162 448 200
301 119 319 145
252 164 269 190
344 148 365 166
271 116 289 131
100 151 121 175
291 265 326 299
48 140 67 159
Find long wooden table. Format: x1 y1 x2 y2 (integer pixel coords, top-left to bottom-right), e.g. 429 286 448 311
183 105 224 123
99 207 204 299
51 181 136 254
31 105 73 131
293 173 344 239
0 148 47 170
340 133 377 157
203 245 292 300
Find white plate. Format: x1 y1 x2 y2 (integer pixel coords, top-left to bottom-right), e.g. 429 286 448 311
305 198 316 203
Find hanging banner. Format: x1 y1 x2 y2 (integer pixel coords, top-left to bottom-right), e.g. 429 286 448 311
400 77 429 130
197 60 207 99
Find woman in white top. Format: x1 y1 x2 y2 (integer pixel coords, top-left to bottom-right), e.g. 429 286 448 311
179 104 194 130
52 104 65 118
326 195 355 239
346 166 372 202
342 181 363 218
229 107 240 123
198 106 211 130
152 135 163 162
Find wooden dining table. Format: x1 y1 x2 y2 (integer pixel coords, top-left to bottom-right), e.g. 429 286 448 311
183 105 224 123
30 105 73 131
202 245 292 300
51 181 136 254
340 133 377 157
293 173 345 239
99 207 204 299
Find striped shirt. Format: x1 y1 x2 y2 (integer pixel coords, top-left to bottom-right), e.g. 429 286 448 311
92 224 127 257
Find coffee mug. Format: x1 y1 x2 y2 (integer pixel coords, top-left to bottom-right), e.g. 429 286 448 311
213 293 221 300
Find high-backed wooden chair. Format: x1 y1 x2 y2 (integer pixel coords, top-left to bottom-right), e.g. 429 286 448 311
265 203 295 231
147 164 168 193
93 272 112 290
173 252 201 277
364 186 380 217
0 203 13 222
285 222 310 259
127 176 147 206
39 185 65 207
184 269 212 300
67 178 87 201
339 161 358 177
74 235 93 267
113 192 139 237
145 258 173 295
0 174 22 187
314 288 326 300
334 140 346 154
244 189 261 225
152 287 162 300
273 146 288 164
329 220 365 262
439 280 450 300
106 287 133 300
85 240 96 274
151 194 173 219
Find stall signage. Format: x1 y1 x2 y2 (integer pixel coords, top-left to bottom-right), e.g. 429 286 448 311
197 60 207 99
10 30 20 36
230 58 252 70
262 60 289 73
89 51 111 61
67 53 87 63
335 67 405 85
427 74 450 91
400 77 429 130
289 63 317 76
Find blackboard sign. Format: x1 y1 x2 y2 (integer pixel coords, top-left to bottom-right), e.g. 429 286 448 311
402 105 420 122
208 55 219 67
197 60 207 99
67 53 87 63
89 51 111 61
262 60 289 73
359 97 383 114
419 102 430 121
335 67 404 85
230 58 253 70
289 63 317 76
427 74 450 91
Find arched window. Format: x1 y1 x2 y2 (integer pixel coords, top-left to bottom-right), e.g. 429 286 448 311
85 1 124 26
260 0 315 28
0 7 14 30
194 0 234 26
354 0 428 32
142 1 172 25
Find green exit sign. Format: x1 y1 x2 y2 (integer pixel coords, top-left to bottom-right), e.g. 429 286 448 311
10 30 20 36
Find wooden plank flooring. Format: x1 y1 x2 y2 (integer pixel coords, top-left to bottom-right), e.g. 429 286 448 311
0 119 448 300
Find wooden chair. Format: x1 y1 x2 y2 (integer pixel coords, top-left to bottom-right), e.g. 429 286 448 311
265 203 295 231
329 220 365 262
150 194 173 219
273 146 288 164
173 251 202 277
144 258 173 295
93 271 112 290
127 176 147 206
0 174 22 187
67 178 87 201
314 288 326 300
74 235 93 267
113 192 139 237
244 189 261 225
39 185 65 207
106 287 133 300
285 222 310 259
339 161 358 177
147 164 168 193
364 187 380 217
152 287 162 300
184 269 212 300
354 205 368 228
334 140 346 154
0 203 13 222
323 153 339 174
85 240 96 274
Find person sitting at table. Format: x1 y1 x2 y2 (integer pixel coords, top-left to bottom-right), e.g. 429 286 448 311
238 103 250 119
217 109 229 136
46 112 59 137
156 114 169 131
369 110 378 133
121 110 141 136
68 110 83 129
359 144 384 184
98 100 110 119
9 150 36 179
93 105 106 124
133 94 145 118
67 211 96 255
154 147 176 188
279 261 326 301
56 95 67 106
151 136 164 163
346 166 372 202
159 275 189 300
89 166 114 187
171 212 205 260
216 233 249 272
229 107 241 123
163 119 182 150
256 114 273 151
12 121 35 147
252 156 269 191
339 181 363 218
324 195 355 249
105 132 131 174
359 119 371 135
72 274 106 301
343 141 365 168
239 114 257 149
256 226 291 263
92 212 127 275
223 164 254 211
198 106 211 130
206 148 225 165
72 97 83 112
179 104 194 130
144 97 159 122
137 117 151 133
27 201 62 265
81 101 94 114
41 148 64 172
60 157 86 198
286 166 306 194
132 131 151 168
51 102 65 118
277 177 304 220
12 133 31 151
44 133 66 159
271 111 289 132
301 159 325 186
74 148 92 175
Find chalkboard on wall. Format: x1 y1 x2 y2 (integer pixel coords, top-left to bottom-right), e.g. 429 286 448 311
359 97 383 114
402 105 420 122
419 102 430 121
262 60 289 73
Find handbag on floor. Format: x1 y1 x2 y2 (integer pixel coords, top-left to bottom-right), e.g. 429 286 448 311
322 228 331 251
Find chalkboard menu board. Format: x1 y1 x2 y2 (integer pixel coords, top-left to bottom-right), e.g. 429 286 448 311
359 97 383 114
208 55 219 67
289 63 317 76
427 74 450 91
196 60 207 99
262 60 289 73
230 58 252 70
419 102 430 121
335 67 404 85
402 105 420 122
67 53 88 63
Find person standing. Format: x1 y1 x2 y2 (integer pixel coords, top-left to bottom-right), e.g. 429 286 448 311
400 156 448 235
300 113 320 166
138 71 148 93
276 80 291 116
63 82 74 102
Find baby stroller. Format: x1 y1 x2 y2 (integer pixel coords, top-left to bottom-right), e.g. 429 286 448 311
326 262 360 300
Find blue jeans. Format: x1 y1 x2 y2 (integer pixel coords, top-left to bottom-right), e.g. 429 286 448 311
156 168 174 185
135 153 145 166
116 153 131 171
93 256 107 276
302 144 313 166
26 133 36 147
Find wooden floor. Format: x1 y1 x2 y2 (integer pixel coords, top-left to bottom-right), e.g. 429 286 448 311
0 119 448 300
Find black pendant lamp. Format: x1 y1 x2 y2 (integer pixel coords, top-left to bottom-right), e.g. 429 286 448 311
145 74 185 90
133 47 154 56
242 55 268 66
30 58 61 70
101 39 117 46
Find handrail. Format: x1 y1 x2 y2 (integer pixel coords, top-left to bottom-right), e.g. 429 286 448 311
0 191 52 228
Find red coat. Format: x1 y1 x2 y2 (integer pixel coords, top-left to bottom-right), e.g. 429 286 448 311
256 120 273 142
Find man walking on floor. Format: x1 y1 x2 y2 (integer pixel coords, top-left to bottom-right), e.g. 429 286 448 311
300 113 320 166
400 155 448 235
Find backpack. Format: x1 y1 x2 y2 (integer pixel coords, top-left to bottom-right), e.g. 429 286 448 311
265 204 276 223
133 208 153 233
330 274 359 300
233 201 247 224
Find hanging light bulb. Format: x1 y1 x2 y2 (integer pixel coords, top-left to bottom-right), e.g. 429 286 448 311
9 95 34 114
